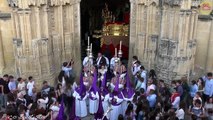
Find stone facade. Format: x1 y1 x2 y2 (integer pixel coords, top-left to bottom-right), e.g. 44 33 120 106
0 0 212 86
129 0 213 82
1 0 81 88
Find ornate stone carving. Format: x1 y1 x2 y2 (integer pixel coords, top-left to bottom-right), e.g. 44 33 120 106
7 0 18 7
150 35 158 42
13 38 22 47
7 0 82 86
0 12 11 20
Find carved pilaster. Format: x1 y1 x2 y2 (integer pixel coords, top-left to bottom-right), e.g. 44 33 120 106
0 30 5 73
72 1 81 80
205 20 213 72
128 0 137 68
35 8 41 38
156 0 198 81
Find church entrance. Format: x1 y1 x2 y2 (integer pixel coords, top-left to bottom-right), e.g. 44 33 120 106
80 0 130 62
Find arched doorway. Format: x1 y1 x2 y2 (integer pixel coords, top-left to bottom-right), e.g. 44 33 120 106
80 0 130 62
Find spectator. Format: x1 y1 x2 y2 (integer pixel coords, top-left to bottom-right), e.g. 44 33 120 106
125 103 136 120
62 59 74 77
175 102 185 120
0 74 10 109
170 88 180 110
16 92 26 107
41 81 51 95
17 77 26 96
189 99 205 120
176 80 183 100
190 80 198 98
204 97 213 120
146 89 157 110
193 92 202 106
197 77 205 93
26 76 35 97
202 72 213 102
158 80 171 104
8 75 17 93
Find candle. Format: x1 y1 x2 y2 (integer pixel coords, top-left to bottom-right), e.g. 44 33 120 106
119 41 122 50
90 43 92 52
115 48 117 56
88 36 90 46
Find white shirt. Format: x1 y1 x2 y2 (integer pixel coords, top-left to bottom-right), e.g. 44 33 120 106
131 65 141 76
176 108 185 119
37 97 49 109
50 105 60 112
27 81 34 96
62 66 72 77
141 71 147 83
83 56 93 66
18 82 25 91
18 82 26 95
110 57 116 69
172 96 180 109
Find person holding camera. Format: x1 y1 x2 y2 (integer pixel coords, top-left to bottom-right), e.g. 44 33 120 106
62 59 74 78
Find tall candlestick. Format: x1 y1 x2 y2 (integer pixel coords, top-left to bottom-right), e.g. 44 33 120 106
115 48 117 56
119 41 122 50
90 43 92 52
88 36 90 46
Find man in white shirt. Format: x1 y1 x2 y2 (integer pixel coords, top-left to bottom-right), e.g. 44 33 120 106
131 61 141 85
202 72 213 102
8 75 17 93
27 76 35 97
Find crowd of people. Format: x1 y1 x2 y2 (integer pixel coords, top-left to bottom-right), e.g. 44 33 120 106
0 53 212 120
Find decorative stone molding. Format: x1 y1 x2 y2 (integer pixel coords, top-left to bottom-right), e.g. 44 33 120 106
28 0 47 7
164 0 181 6
13 38 22 47
191 0 201 8
150 35 158 42
50 0 60 6
0 12 11 20
7 0 18 7
198 15 213 20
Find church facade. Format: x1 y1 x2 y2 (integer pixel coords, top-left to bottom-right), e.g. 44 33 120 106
0 0 212 86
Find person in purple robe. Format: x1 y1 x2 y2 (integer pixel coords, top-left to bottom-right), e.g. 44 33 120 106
57 97 65 120
121 73 135 115
88 71 99 114
69 98 80 120
109 75 124 120
97 73 110 116
94 92 108 120
73 73 88 117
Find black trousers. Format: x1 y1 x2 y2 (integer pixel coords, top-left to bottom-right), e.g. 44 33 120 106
203 94 210 103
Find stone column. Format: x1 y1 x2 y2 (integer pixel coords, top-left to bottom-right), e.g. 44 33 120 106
128 0 137 69
0 30 5 73
205 21 213 72
72 0 81 81
35 8 41 38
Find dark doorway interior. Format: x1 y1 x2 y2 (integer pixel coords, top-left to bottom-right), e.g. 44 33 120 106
80 0 130 60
